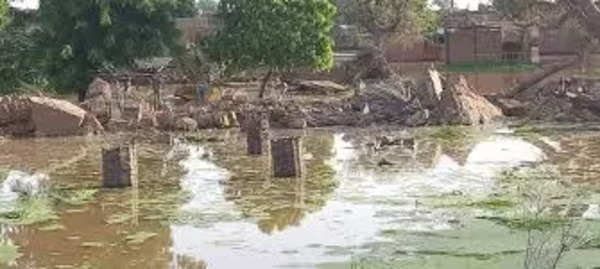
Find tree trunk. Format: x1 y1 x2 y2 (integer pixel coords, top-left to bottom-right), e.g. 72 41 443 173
259 69 274 99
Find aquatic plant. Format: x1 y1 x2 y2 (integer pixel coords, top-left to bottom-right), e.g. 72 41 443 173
38 223 66 231
0 197 58 225
53 189 98 206
125 231 157 245
0 240 20 265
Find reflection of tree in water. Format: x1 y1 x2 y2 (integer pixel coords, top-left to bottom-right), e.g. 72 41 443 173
503 164 598 269
172 254 208 269
524 222 591 269
215 132 337 234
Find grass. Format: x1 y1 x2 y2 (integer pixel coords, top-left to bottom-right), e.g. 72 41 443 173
0 240 20 265
53 189 98 206
477 216 567 231
428 126 472 141
38 223 66 231
442 61 540 73
0 197 59 225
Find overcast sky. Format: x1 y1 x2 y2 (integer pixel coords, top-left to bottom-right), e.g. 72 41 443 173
10 0 490 11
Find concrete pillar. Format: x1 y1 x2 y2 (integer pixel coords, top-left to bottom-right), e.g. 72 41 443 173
102 142 138 188
246 113 270 155
271 137 302 178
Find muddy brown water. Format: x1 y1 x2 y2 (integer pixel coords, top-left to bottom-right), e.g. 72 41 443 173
0 125 599 269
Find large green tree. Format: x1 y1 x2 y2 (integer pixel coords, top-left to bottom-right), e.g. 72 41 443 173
207 0 336 98
37 0 184 99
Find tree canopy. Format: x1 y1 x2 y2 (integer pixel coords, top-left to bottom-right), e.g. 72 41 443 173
0 0 9 30
207 0 337 97
37 0 184 97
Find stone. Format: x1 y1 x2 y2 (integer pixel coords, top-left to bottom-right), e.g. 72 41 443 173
434 75 503 125
0 96 32 126
495 98 529 117
287 118 307 129
175 117 198 131
82 78 112 125
378 158 394 167
245 113 270 155
102 143 137 188
29 97 104 136
406 109 430 127
271 137 302 178
155 110 175 130
290 80 348 95
196 113 218 129
415 69 443 110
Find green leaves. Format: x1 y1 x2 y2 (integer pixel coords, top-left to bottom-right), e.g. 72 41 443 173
0 0 8 30
208 0 336 74
37 0 184 92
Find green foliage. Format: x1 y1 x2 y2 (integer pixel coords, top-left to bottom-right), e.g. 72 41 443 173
37 0 183 93
0 240 20 265
207 0 337 75
173 0 198 17
0 0 8 30
0 197 59 225
0 24 47 94
338 0 438 47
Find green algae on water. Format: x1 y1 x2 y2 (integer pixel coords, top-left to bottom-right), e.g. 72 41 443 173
125 231 157 245
54 189 98 206
39 223 66 231
80 242 104 248
0 197 58 225
105 213 134 224
0 240 20 265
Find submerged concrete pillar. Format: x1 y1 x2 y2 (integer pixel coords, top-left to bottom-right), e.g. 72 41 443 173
246 113 270 155
271 137 302 178
102 141 138 188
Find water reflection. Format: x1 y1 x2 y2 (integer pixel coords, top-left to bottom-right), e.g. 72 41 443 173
0 128 599 268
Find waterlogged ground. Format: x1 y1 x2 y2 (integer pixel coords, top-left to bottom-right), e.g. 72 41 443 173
0 124 599 269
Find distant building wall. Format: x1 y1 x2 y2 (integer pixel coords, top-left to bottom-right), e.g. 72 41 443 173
385 39 443 62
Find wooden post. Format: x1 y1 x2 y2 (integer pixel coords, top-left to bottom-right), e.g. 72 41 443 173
271 137 302 178
102 142 138 188
246 113 270 155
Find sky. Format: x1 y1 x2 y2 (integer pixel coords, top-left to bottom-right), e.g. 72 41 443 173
10 0 490 11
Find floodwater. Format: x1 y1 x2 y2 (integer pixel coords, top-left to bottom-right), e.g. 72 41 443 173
0 124 599 269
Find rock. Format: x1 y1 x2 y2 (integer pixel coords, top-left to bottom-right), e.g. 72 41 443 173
406 109 430 127
434 75 503 125
0 96 32 126
155 110 175 130
82 78 112 125
29 97 104 136
378 158 394 167
415 69 443 110
287 118 307 129
290 80 348 95
174 84 196 101
175 117 198 131
402 138 416 150
195 113 218 129
227 111 240 128
494 98 529 117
